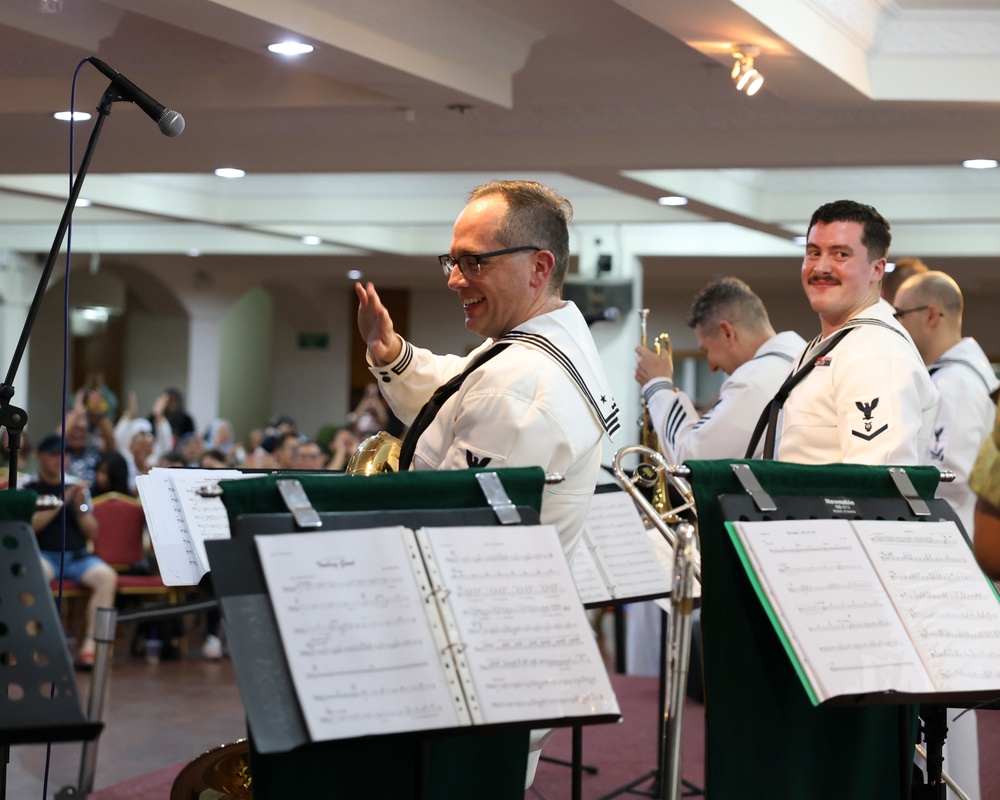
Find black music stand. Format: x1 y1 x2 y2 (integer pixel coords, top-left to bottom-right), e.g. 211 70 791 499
567 483 702 800
687 458 996 800
204 470 619 800
0 520 102 800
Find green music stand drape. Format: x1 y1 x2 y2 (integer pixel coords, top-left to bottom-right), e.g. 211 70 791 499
686 459 940 800
0 489 39 523
216 467 546 800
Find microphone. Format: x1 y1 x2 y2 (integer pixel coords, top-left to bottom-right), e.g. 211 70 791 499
583 307 621 326
87 57 185 137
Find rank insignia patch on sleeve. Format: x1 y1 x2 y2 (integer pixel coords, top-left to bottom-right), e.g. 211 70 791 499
465 450 493 468
852 397 888 441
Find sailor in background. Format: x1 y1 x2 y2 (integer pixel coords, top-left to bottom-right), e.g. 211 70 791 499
892 269 997 800
635 276 804 462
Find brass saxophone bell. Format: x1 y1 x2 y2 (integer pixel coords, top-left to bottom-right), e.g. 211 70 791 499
345 431 402 475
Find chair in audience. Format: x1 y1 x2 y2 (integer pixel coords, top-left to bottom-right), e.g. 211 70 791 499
91 491 179 605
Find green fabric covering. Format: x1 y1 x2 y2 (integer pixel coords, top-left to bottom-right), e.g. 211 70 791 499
0 489 40 524
686 459 938 800
218 467 545 524
217 467 545 800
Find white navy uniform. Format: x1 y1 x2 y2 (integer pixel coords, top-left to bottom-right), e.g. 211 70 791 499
926 338 999 534
641 330 805 462
368 300 619 558
925 338 996 800
777 299 939 465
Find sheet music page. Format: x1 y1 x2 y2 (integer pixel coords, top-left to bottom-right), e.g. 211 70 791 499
730 519 935 702
167 468 248 573
255 527 466 742
419 524 620 725
135 471 203 586
852 519 1000 693
583 491 672 601
569 540 612 606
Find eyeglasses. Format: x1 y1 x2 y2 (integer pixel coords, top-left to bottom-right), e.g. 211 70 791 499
892 305 929 320
438 246 541 278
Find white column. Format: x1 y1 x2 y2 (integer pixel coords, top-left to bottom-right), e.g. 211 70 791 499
0 251 42 414
184 303 225 437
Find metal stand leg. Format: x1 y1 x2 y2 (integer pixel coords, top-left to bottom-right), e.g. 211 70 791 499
74 607 116 796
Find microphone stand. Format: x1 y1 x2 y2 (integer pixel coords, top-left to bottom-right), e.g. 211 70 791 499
1 86 117 490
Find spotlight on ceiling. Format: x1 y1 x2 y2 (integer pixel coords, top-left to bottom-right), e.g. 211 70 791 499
731 46 764 96
268 41 314 56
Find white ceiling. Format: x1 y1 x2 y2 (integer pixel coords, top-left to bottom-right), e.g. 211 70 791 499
1 0 999 303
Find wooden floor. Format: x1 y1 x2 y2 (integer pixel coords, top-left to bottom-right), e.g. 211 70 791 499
5 624 1000 799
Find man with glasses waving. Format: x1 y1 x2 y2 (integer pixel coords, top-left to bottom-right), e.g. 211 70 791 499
355 180 619 560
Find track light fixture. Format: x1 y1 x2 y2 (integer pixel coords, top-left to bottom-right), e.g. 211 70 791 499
731 46 764 96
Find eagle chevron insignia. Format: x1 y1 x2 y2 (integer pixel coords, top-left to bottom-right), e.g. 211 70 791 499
852 397 887 441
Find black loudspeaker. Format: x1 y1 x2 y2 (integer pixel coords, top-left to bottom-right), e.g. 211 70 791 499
562 278 633 320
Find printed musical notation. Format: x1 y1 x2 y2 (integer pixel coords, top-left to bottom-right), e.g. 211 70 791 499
136 467 263 585
255 524 621 744
727 518 1000 704
569 489 675 605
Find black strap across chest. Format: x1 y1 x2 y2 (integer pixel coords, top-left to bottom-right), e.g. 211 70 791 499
397 342 512 471
744 327 854 460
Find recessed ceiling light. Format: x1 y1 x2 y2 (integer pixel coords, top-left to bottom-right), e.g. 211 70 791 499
54 111 92 122
301 235 322 245
884 261 896 273
188 249 202 257
657 196 688 206
75 198 92 208
347 269 363 281
962 158 998 170
793 235 808 246
214 167 246 179
268 41 314 56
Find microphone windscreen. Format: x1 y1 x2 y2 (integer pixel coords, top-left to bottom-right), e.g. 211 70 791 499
158 109 186 137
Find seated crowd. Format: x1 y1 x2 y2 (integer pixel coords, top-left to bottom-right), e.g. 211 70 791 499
2 379 395 668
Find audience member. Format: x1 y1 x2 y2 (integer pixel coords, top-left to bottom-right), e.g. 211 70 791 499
880 256 929 305
274 431 302 469
635 277 804 461
179 432 206 467
158 450 187 468
92 450 132 496
346 382 391 439
199 449 230 469
162 388 196 443
204 418 245 464
114 392 173 489
325 426 362 471
293 439 328 470
765 200 938 464
62 416 105 486
23 433 117 669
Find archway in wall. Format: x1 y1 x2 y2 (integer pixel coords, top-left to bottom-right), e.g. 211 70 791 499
26 258 187 439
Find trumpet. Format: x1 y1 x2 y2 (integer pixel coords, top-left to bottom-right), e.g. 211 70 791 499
638 309 688 523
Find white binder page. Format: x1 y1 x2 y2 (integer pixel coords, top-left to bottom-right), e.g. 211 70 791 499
583 491 672 601
136 471 202 586
168 468 248 572
570 540 611 605
733 519 935 701
852 519 1000 693
255 527 465 742
420 524 620 725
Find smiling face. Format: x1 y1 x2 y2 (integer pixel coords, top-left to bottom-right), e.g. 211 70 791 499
802 220 885 336
445 195 556 340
